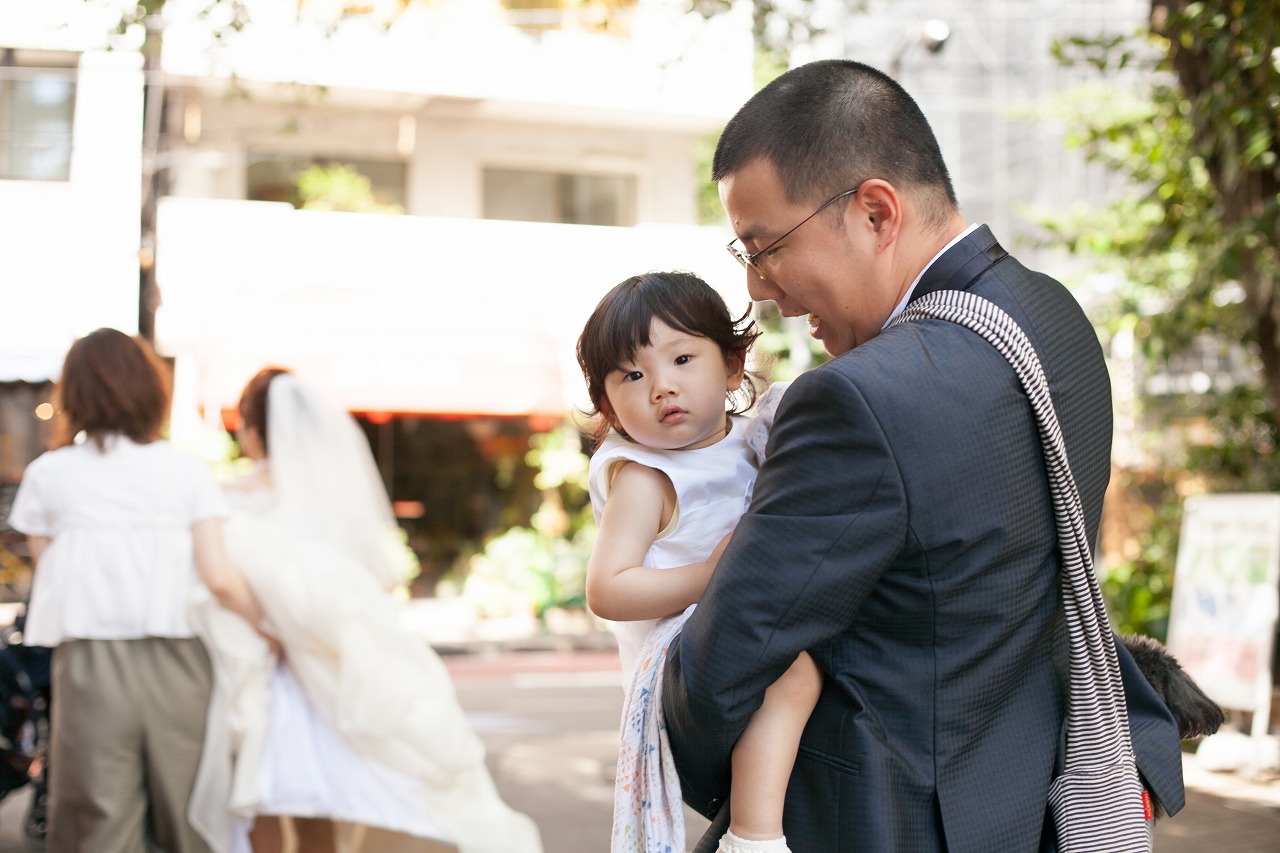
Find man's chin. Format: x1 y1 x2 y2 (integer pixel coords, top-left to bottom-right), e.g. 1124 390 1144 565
809 314 855 356
818 329 854 357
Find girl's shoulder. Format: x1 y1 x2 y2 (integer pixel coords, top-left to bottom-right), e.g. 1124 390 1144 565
589 433 677 476
605 456 674 496
590 433 651 468
744 381 791 466
587 433 677 503
21 441 91 478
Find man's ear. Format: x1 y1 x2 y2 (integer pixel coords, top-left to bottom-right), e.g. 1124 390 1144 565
851 179 902 248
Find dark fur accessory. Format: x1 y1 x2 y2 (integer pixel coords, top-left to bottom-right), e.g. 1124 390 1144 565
1121 633 1224 740
1121 634 1224 819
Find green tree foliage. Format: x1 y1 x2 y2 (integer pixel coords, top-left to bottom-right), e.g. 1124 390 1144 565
460 424 594 619
1041 7 1279 473
295 164 404 214
1149 1 1280 412
90 0 251 44
1038 1 1280 635
1101 472 1182 638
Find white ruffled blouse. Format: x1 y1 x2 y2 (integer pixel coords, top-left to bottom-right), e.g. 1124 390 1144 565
8 435 229 647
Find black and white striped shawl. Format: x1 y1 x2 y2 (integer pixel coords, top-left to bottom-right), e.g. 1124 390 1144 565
892 291 1152 852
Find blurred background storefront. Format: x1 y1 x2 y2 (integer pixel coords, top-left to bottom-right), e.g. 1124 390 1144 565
0 0 753 597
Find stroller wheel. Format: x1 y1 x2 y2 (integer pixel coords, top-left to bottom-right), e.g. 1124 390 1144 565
23 793 46 844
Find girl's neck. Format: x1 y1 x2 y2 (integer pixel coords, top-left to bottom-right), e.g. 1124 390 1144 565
668 416 733 451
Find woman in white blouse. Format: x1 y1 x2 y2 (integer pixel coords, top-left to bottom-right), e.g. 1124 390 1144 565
8 328 269 853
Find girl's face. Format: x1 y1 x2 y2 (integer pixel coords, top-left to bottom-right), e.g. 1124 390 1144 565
602 319 745 451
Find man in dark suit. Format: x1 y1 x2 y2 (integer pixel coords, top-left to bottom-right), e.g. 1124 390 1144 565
660 59 1185 852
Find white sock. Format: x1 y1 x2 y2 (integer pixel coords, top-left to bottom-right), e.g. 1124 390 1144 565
717 829 791 853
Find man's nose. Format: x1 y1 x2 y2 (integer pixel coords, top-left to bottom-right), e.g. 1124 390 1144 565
746 269 781 304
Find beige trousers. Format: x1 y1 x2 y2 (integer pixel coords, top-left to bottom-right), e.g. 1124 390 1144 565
47 637 212 853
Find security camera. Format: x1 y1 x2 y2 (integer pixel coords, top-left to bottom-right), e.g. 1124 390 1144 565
919 19 950 54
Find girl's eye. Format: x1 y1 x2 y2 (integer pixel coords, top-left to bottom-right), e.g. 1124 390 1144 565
674 354 691 365
623 370 643 382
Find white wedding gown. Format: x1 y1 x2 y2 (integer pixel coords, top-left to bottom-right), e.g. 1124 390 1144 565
187 375 542 853
190 485 542 853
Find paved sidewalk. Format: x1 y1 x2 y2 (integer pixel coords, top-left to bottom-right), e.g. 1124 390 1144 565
1179 753 1280 809
1153 755 1280 851
407 602 1280 851
0 597 1274 851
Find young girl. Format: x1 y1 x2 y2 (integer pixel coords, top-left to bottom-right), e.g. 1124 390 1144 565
576 271 821 853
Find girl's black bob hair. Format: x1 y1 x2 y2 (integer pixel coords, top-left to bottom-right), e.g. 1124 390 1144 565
575 270 761 445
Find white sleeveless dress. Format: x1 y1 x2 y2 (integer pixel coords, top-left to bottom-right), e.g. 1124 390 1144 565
592 389 787 853
587 416 757 683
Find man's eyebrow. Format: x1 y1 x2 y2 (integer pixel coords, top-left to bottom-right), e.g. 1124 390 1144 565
736 224 764 245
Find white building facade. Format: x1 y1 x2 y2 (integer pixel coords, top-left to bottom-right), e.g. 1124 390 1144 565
0 0 754 431
0 1 149 477
152 0 754 419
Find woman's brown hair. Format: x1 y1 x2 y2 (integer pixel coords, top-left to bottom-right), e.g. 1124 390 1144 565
54 328 172 450
237 367 290 455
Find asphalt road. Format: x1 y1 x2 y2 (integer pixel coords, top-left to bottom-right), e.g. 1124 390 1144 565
0 649 1275 852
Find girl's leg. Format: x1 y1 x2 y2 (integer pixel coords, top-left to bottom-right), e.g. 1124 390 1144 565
291 816 338 852
726 652 822 844
249 815 286 853
249 816 336 853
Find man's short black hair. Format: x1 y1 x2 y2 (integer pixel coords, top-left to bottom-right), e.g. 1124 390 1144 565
713 59 958 230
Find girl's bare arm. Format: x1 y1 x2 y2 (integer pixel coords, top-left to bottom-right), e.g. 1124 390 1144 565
586 461 727 622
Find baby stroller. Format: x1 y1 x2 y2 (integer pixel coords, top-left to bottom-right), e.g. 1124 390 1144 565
0 612 50 847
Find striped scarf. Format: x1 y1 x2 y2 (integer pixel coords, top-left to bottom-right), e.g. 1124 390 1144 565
893 291 1152 852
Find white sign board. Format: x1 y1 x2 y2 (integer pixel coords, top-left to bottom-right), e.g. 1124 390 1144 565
1166 494 1280 728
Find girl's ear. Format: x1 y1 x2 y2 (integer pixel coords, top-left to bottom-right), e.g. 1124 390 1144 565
724 351 746 392
599 397 619 429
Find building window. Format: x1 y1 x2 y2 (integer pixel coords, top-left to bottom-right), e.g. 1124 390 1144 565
484 168 636 226
246 153 407 210
0 50 76 182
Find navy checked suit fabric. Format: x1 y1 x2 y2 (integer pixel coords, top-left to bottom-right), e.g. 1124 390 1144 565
660 227 1184 853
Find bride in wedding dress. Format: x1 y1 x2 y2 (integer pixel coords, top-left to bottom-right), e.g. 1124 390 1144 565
189 368 542 853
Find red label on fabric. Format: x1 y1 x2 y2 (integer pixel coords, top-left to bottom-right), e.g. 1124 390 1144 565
1142 790 1153 820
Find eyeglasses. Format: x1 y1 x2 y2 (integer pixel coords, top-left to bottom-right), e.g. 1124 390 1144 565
725 185 863 281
